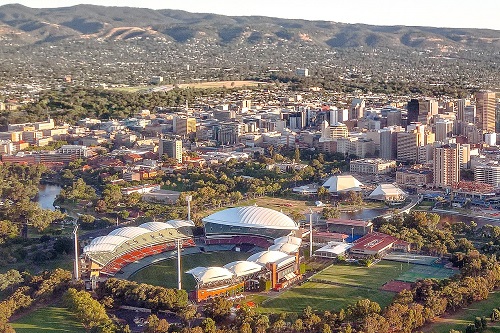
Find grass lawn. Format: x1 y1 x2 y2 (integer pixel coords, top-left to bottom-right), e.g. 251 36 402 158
422 291 500 333
314 261 414 289
257 282 394 313
11 305 85 333
129 251 249 291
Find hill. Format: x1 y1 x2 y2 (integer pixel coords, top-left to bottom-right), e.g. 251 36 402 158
0 4 500 51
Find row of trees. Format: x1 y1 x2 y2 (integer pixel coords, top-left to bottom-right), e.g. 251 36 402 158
96 278 188 312
0 269 72 333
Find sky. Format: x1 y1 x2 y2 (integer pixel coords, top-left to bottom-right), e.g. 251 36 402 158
1 0 500 31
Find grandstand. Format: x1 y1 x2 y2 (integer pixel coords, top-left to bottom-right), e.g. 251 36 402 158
81 220 195 279
202 206 299 246
186 236 303 301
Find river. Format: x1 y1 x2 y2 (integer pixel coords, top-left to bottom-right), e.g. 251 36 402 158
36 184 62 211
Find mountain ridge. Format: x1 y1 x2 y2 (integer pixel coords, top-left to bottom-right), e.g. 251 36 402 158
1 4 500 51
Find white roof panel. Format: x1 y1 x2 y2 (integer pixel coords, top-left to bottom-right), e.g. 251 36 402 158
186 266 233 284
223 261 263 277
109 226 150 239
247 250 289 265
202 206 298 230
138 222 175 232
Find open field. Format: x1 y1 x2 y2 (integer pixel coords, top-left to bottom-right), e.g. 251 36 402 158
11 305 85 333
314 260 414 288
129 251 249 291
422 291 500 333
256 282 394 313
178 80 262 89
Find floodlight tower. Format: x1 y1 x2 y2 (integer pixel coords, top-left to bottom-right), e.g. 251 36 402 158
73 224 79 281
186 195 192 222
177 239 182 290
309 209 313 258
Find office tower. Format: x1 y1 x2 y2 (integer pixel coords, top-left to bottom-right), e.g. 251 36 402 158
349 98 365 120
386 109 402 126
173 115 196 136
407 99 419 124
475 91 496 132
435 119 454 142
380 126 402 160
433 144 460 189
457 99 470 122
159 138 182 163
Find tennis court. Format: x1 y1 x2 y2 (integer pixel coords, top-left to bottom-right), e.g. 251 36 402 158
396 265 456 283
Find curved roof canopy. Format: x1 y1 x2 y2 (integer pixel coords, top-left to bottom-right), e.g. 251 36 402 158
138 222 175 232
223 261 263 277
268 242 300 254
274 236 302 246
186 266 233 284
247 250 289 265
166 220 195 228
202 206 298 230
109 226 150 239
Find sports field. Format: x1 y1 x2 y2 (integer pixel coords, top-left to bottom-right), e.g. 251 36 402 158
255 260 456 313
259 282 394 313
129 251 249 291
314 260 414 288
11 305 85 333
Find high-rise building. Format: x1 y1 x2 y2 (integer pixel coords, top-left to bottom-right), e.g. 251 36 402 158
159 138 182 163
475 91 496 132
435 119 454 142
475 162 500 188
380 126 403 160
349 99 365 120
407 99 420 124
433 144 460 189
457 98 470 122
173 115 196 136
406 99 438 126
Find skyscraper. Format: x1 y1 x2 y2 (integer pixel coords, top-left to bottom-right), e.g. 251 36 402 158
475 91 496 132
159 138 183 163
433 144 460 189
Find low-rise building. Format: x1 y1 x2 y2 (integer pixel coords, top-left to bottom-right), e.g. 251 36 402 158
349 159 396 174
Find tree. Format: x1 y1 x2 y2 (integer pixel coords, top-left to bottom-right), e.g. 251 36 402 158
294 147 300 162
203 297 232 321
65 288 116 331
322 207 340 219
200 318 216 333
0 270 23 291
145 314 169 333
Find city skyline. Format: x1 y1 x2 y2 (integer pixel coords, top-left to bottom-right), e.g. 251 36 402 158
1 0 500 30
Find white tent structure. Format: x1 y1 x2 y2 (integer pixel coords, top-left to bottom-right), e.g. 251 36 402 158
322 175 363 193
368 184 407 202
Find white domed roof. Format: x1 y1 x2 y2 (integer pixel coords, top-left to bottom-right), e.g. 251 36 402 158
138 222 175 232
247 250 289 265
202 206 298 230
223 261 263 277
109 227 149 239
186 266 233 284
268 243 300 254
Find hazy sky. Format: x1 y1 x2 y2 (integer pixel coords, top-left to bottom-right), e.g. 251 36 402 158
1 0 499 30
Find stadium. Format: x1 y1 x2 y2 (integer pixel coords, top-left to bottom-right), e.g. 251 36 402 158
202 206 300 247
81 206 304 300
81 220 196 283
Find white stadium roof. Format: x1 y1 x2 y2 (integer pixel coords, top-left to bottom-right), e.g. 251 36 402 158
268 242 300 254
109 226 150 239
89 235 129 247
138 222 175 232
186 266 234 284
166 220 195 228
322 175 363 193
223 261 263 277
274 236 302 246
202 206 298 230
247 250 289 265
